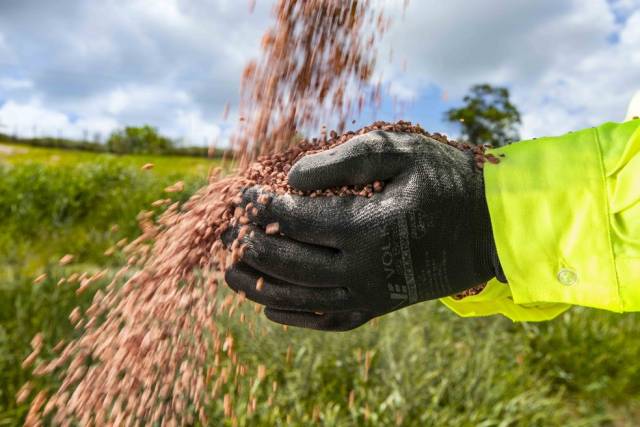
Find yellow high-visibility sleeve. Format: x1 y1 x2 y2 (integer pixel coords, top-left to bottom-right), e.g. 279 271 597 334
441 119 640 321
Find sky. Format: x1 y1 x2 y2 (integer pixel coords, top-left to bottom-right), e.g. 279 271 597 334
0 0 638 146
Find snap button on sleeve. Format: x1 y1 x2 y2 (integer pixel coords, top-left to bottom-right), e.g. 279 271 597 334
557 268 578 286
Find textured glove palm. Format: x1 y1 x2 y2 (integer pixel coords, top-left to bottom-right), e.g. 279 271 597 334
224 131 502 331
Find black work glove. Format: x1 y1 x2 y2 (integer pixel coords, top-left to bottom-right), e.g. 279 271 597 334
223 131 504 331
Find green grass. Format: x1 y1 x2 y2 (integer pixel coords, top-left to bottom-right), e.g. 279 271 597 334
0 143 217 278
4 278 640 426
0 146 639 426
207 303 640 426
0 142 217 177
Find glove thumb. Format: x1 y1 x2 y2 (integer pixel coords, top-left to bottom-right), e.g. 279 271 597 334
287 131 411 191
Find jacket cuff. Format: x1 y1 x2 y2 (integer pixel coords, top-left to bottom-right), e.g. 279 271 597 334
439 279 570 321
483 127 622 311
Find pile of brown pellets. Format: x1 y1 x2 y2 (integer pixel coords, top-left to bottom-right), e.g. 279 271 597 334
245 119 500 197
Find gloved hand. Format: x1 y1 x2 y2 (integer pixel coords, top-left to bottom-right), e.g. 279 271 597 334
224 130 504 331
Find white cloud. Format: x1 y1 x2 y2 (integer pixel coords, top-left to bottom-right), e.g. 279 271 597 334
380 0 596 94
377 0 640 139
387 80 418 102
0 77 33 91
621 9 640 45
172 110 222 146
0 88 223 145
96 85 191 117
0 0 638 144
0 99 118 139
610 0 640 19
0 0 270 145
0 32 15 65
517 8 640 138
73 116 121 139
0 100 69 136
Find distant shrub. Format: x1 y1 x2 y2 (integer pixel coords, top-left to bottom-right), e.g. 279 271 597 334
0 129 228 158
0 134 106 153
167 146 220 157
106 125 174 155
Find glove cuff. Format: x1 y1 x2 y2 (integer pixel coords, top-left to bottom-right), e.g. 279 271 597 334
489 232 508 283
477 172 507 284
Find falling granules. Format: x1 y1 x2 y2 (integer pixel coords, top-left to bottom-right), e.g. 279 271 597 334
32 274 47 285
256 277 265 292
20 0 501 424
22 0 395 424
58 254 75 266
233 0 389 167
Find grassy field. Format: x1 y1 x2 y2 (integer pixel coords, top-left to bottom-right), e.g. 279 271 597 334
0 142 216 176
0 143 215 278
1 144 639 426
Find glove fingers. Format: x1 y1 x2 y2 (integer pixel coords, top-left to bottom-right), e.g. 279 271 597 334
240 226 342 288
287 131 414 191
224 262 353 313
264 307 370 332
242 187 358 248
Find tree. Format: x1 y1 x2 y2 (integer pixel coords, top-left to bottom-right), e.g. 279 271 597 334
107 125 174 154
445 84 521 147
